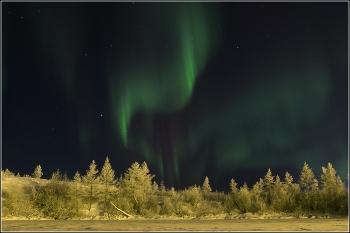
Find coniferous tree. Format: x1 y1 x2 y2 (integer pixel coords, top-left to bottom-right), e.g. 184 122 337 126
263 168 274 189
283 171 299 212
271 174 285 212
32 165 43 179
202 176 212 194
334 175 348 214
229 178 239 193
263 168 274 206
299 161 318 191
82 160 99 212
298 162 320 213
158 180 166 200
250 178 266 213
143 180 160 215
320 162 346 212
229 178 239 211
237 182 251 213
320 162 337 190
71 171 82 217
152 180 159 192
284 172 293 185
99 156 116 213
121 161 155 214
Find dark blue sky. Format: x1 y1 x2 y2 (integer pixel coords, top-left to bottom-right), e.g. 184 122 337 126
2 2 348 192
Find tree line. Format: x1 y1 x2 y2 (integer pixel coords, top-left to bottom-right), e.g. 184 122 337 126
2 158 348 220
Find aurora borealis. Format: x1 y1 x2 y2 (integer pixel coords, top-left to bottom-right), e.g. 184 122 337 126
2 2 348 191
107 3 222 183
108 3 221 146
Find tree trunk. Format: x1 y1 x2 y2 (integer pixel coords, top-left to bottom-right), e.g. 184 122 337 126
110 201 133 218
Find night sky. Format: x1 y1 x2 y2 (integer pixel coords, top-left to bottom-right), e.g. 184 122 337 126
2 2 348 192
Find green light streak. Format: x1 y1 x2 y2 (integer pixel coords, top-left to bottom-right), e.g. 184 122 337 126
108 3 221 148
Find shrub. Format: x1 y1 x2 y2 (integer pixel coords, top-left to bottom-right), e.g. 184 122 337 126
159 195 174 216
2 185 42 219
34 170 78 219
2 168 15 180
183 185 202 208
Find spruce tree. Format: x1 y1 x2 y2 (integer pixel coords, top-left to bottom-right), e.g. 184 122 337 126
122 161 155 214
283 171 299 212
237 182 251 213
99 156 116 213
202 176 212 194
263 168 274 190
263 168 274 206
271 174 284 211
229 178 239 193
159 180 166 193
33 165 43 179
82 160 99 212
72 171 82 216
229 178 239 210
320 162 339 212
299 161 318 191
284 171 293 185
250 178 265 213
320 162 337 190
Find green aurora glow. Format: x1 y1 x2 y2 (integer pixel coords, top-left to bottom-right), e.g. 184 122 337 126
108 3 221 179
